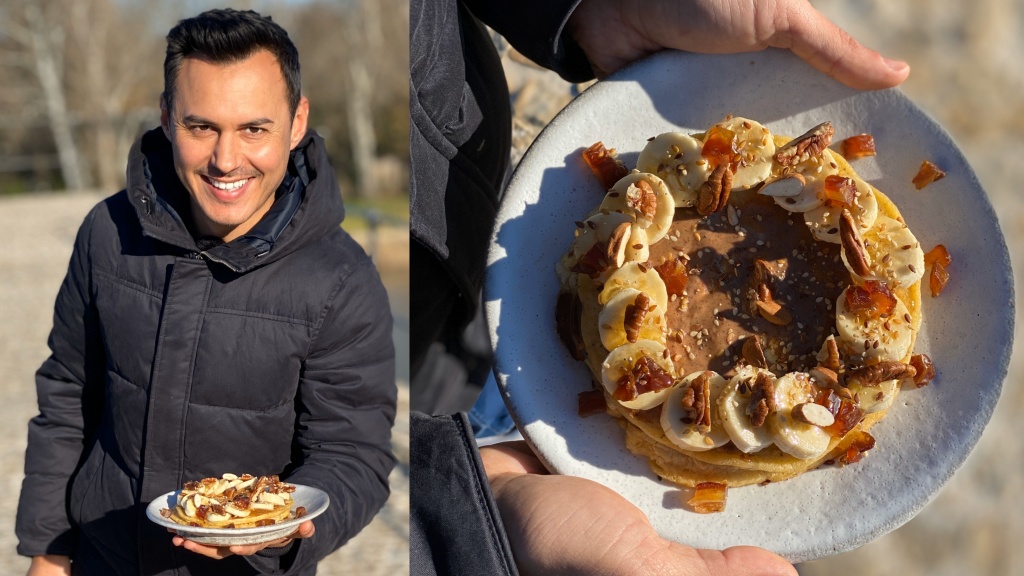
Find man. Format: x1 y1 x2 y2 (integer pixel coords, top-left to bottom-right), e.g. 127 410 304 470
410 0 907 574
17 9 396 576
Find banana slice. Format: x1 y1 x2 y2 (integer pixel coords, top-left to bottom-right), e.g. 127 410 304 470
600 340 676 410
598 261 669 315
769 373 831 460
803 176 879 244
847 378 898 414
636 132 710 207
558 211 643 283
767 149 843 213
843 214 925 289
717 365 776 453
600 172 675 244
835 287 913 363
598 288 667 350
710 117 776 189
661 371 731 451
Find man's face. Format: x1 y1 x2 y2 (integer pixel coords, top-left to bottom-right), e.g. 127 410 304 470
161 50 308 242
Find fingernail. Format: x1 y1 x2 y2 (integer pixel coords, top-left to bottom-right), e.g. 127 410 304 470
884 57 908 72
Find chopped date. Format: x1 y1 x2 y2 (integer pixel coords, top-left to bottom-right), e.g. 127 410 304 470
613 356 673 402
909 354 936 387
912 160 946 190
687 482 728 514
841 134 877 160
582 141 628 189
844 281 897 320
654 256 689 296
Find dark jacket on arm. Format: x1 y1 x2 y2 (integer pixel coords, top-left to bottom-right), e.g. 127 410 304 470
17 128 396 575
409 0 593 574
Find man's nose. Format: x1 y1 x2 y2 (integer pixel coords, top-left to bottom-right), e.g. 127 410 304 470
210 132 240 175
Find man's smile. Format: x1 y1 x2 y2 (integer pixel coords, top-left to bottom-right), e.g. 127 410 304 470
201 175 255 202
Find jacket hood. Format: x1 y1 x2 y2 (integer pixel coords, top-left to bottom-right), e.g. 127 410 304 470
125 127 345 273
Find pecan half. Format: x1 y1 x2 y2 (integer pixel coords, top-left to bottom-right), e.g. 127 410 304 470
681 372 712 433
627 179 658 223
697 164 733 216
742 336 768 369
747 372 776 427
840 208 871 277
606 222 632 268
623 292 651 343
846 361 917 386
774 121 834 166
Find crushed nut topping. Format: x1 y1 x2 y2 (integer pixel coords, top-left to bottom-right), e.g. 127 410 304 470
627 179 659 222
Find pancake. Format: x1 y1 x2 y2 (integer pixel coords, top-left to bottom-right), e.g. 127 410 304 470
557 117 931 493
161 473 299 528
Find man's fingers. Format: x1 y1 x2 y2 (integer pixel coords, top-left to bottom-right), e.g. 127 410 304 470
694 545 798 576
480 440 549 478
778 2 909 90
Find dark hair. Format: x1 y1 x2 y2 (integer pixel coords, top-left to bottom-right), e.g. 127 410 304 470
163 8 301 117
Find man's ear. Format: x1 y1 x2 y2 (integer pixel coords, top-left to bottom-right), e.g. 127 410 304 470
290 96 310 149
160 93 171 139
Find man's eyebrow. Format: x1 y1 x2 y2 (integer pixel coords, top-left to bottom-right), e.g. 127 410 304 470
179 115 274 127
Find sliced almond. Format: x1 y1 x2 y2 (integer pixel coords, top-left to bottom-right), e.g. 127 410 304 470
756 299 793 326
809 366 839 389
606 221 632 268
225 504 251 518
221 473 239 481
792 402 836 427
757 173 806 197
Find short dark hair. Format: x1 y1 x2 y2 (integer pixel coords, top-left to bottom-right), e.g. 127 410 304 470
163 8 301 117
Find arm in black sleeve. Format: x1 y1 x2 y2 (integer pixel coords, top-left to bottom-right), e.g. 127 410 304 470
247 260 397 574
462 0 595 82
17 207 105 557
410 412 518 576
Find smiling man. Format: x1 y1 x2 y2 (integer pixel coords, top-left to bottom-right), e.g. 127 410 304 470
17 9 395 576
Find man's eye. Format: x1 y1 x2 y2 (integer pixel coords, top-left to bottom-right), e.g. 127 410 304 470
245 126 265 135
189 125 212 133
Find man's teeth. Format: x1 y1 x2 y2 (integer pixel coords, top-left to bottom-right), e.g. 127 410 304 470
210 178 247 191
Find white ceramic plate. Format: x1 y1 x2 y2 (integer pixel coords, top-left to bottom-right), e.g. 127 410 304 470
146 484 329 546
485 49 1012 563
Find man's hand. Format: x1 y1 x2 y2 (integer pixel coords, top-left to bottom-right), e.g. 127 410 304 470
171 520 315 560
27 555 71 576
568 0 909 89
481 441 797 576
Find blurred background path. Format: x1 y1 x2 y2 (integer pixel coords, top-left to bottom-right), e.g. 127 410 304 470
496 1 1024 573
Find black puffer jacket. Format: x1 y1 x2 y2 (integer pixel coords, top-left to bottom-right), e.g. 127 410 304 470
16 128 396 575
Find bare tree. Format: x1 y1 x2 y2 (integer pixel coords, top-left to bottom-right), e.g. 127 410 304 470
15 1 86 190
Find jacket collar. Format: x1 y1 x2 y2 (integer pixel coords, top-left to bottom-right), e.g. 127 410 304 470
125 128 345 273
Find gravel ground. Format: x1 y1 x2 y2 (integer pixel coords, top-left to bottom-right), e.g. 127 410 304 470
0 192 409 575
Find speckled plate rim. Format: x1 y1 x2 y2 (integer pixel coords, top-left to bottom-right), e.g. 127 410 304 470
145 484 329 546
484 48 1012 563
